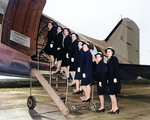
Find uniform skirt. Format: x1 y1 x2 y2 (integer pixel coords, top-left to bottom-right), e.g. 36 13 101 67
107 78 121 95
43 43 56 56
69 57 78 71
61 49 70 67
97 79 108 95
56 49 63 61
74 70 82 80
81 71 93 86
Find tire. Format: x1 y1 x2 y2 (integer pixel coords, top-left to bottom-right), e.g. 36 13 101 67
27 96 36 109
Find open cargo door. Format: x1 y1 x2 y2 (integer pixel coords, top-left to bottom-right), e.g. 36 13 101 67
1 0 46 56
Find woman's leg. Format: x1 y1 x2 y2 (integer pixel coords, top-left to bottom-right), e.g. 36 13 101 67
55 60 62 72
79 80 82 91
99 95 104 110
61 66 69 78
69 71 76 86
65 66 70 78
86 85 91 99
75 80 80 91
82 86 87 99
50 55 55 67
109 95 118 111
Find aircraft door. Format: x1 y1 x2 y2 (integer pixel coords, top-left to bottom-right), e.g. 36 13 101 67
1 0 46 56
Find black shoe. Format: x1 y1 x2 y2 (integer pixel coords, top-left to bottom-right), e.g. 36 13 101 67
84 98 91 102
67 77 72 82
69 83 76 87
108 110 114 114
51 66 56 70
112 109 120 114
73 90 80 94
53 70 60 75
96 108 105 112
80 90 84 94
31 54 37 59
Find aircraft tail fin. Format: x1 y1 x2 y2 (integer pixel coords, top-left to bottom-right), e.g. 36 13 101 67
105 18 139 64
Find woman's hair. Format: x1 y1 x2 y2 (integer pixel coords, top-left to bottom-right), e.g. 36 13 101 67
71 33 79 39
63 28 71 35
47 21 53 27
57 26 63 31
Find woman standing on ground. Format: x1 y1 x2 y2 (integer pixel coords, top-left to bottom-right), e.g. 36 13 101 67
81 42 93 102
105 47 121 114
95 52 108 112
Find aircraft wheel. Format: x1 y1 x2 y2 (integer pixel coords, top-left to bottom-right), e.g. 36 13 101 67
27 96 36 109
69 106 77 113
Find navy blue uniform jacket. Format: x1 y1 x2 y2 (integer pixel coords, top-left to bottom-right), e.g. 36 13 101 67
69 39 79 71
61 35 72 67
55 32 63 60
81 50 93 86
55 32 63 50
74 49 84 80
96 60 107 82
43 27 57 55
96 60 108 95
107 56 121 94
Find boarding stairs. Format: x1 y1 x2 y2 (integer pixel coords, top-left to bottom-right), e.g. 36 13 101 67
27 51 99 115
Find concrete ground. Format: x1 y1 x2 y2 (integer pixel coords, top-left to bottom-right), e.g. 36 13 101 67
1 84 150 120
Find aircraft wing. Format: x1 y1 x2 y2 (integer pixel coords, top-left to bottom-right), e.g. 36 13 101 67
119 64 150 80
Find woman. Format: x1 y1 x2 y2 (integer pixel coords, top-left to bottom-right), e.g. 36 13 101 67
95 52 108 112
68 33 79 86
81 42 93 102
105 47 121 114
53 26 63 74
73 40 84 94
43 21 57 69
61 28 72 79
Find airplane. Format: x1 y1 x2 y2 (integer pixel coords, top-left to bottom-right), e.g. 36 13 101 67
1 0 150 115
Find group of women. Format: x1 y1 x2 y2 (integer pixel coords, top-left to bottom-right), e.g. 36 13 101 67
93 48 121 114
42 21 121 114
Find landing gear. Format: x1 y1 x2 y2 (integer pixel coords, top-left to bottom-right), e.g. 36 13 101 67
27 96 36 109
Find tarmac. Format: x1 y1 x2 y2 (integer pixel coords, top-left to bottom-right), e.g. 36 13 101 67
1 83 150 120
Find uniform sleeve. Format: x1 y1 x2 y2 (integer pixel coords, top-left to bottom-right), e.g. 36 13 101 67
52 27 57 41
57 33 63 48
78 51 84 68
97 62 105 82
65 36 72 53
113 57 119 78
71 40 79 58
